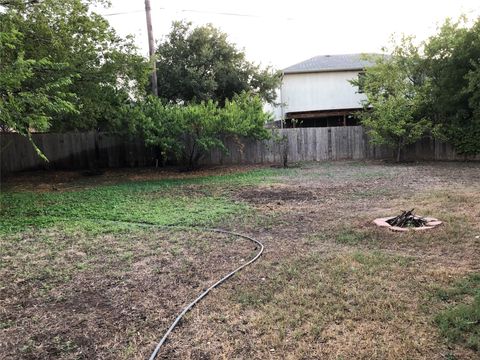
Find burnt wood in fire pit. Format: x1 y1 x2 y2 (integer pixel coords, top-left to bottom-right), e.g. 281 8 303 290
386 209 427 228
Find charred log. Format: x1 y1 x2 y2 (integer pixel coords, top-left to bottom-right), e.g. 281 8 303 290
386 209 428 228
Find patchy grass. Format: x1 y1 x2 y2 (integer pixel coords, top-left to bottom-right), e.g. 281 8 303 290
335 227 370 245
216 251 432 359
1 161 480 359
0 227 258 359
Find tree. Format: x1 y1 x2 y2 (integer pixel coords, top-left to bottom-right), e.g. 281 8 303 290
351 39 432 162
123 96 186 165
0 7 77 158
1 0 149 136
424 17 480 156
135 92 271 169
155 21 281 105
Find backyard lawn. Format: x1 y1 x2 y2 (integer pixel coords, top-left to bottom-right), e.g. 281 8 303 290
1 161 479 359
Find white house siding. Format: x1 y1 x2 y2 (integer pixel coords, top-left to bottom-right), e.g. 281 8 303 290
263 88 281 119
273 70 366 120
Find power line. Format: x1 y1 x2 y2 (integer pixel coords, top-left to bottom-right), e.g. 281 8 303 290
102 9 144 16
101 7 294 21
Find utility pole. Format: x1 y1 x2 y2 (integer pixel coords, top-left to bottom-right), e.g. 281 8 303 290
280 71 285 129
144 0 158 96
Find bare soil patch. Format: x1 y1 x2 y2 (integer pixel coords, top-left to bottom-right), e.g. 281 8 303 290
1 164 265 192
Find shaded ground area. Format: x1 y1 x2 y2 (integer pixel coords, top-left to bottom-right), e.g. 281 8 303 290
1 161 479 359
1 165 266 193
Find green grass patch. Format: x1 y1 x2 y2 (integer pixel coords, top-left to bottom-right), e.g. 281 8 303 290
235 288 274 307
306 227 382 246
0 167 295 234
335 227 369 245
435 274 480 302
0 190 247 234
352 251 413 268
434 273 480 351
351 170 390 179
436 295 480 351
352 188 391 198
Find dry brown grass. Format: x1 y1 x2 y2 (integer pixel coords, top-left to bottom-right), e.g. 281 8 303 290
1 161 480 359
161 162 480 359
0 228 257 359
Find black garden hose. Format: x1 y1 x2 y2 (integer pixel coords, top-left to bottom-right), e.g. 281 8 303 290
147 227 264 360
89 219 263 360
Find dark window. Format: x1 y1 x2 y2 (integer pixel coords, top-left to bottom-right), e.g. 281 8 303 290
284 115 359 128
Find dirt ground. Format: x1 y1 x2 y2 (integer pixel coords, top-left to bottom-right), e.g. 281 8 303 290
1 165 265 192
1 161 479 359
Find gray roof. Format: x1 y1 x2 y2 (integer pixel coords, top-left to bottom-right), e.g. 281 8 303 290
283 53 377 74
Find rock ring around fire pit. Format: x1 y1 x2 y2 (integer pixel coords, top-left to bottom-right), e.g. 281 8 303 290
373 216 442 232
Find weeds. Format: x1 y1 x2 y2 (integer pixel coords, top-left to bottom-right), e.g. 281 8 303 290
436 296 480 351
0 167 302 234
434 273 480 351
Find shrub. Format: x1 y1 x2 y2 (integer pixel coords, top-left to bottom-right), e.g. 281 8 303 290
123 92 272 168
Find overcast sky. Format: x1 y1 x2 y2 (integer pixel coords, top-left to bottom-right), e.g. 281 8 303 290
97 0 480 69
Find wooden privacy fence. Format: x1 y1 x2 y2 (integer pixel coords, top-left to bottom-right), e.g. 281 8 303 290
0 132 155 174
1 127 478 174
202 126 480 164
203 126 391 165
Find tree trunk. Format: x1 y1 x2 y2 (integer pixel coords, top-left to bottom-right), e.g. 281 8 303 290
396 141 402 162
186 141 196 170
193 152 203 168
188 148 195 169
282 135 288 168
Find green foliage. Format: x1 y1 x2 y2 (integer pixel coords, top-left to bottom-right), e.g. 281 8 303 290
0 0 149 137
424 17 480 156
118 96 184 161
0 10 77 157
131 92 272 168
2 4 276 165
155 20 281 105
425 17 480 155
434 274 480 351
354 16 480 157
351 39 432 161
222 92 273 138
